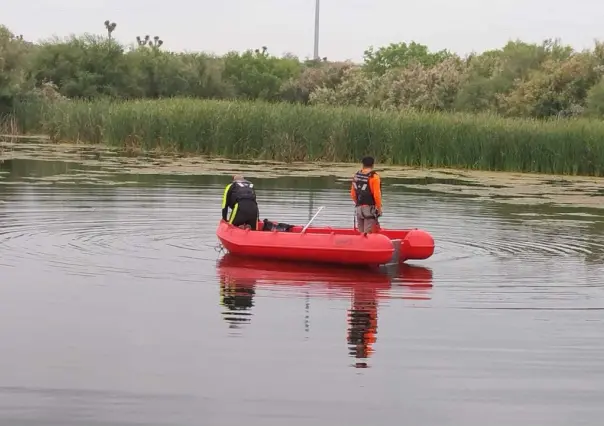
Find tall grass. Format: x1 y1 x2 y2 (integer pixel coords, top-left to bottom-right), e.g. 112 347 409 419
13 97 604 176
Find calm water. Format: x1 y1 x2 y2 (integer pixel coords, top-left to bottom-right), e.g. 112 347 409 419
1 157 604 426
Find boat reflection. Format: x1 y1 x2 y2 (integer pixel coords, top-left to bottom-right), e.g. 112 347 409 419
216 253 433 366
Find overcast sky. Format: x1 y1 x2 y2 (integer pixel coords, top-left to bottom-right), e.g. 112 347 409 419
1 0 600 62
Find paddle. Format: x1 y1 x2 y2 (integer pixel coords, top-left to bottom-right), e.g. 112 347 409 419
301 206 325 234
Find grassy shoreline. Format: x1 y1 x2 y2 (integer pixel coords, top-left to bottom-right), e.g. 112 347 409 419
10 97 604 177
2 138 604 210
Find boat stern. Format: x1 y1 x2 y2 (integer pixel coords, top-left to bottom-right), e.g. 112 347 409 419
400 229 435 261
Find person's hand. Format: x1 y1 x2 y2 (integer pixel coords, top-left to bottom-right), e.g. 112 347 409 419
376 208 382 217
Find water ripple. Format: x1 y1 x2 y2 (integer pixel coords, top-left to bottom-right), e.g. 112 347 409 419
2 162 604 425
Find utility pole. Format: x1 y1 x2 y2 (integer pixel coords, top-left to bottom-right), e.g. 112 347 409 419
313 0 320 60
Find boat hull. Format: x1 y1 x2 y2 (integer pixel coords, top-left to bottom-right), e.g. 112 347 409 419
216 220 435 266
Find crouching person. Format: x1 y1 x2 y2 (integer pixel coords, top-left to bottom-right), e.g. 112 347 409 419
222 174 259 230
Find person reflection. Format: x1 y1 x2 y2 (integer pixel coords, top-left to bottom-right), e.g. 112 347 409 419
346 264 433 368
219 274 255 330
347 284 378 368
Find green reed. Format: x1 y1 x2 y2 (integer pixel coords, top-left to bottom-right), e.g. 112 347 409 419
13 97 604 176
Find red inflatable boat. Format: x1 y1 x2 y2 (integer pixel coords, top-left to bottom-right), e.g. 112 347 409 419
216 219 435 267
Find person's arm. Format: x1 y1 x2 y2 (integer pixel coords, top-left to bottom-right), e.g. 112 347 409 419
221 184 233 221
369 174 382 212
350 180 357 204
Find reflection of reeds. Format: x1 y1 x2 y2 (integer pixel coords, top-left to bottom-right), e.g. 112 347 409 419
10 97 604 176
0 115 19 141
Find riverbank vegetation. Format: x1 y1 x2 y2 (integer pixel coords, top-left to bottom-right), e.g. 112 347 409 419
2 22 604 175
13 98 604 176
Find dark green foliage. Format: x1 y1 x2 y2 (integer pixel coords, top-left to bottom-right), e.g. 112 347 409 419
4 23 604 176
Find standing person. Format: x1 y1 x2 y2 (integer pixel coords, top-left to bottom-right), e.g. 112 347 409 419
350 156 382 233
222 174 260 230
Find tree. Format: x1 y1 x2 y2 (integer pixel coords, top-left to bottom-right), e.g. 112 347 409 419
362 41 452 75
499 52 601 117
222 47 301 101
104 20 117 40
0 25 32 111
26 34 134 98
136 35 163 49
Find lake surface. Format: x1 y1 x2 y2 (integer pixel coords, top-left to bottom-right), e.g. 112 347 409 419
1 153 604 426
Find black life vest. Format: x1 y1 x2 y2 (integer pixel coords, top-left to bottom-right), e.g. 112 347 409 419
352 170 377 206
230 179 257 204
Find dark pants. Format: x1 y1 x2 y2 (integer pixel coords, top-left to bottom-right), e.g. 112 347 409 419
229 199 259 230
